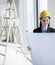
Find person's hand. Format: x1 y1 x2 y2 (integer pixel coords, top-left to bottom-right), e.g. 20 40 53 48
27 46 32 51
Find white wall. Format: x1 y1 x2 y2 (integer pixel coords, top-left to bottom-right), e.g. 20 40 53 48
18 0 34 32
27 0 34 32
38 0 48 27
48 0 55 28
38 0 47 13
15 0 35 33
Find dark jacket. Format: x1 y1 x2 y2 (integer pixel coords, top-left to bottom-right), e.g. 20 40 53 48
33 27 55 33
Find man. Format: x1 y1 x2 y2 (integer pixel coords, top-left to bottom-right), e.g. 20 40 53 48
33 10 55 33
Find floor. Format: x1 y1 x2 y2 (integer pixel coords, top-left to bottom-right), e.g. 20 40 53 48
0 42 32 65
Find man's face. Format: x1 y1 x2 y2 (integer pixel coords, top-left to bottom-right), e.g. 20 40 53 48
41 17 50 27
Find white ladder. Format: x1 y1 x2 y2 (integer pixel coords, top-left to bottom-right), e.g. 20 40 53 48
4 0 23 54
0 26 9 65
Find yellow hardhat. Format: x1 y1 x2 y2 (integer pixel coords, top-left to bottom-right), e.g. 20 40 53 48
40 10 51 18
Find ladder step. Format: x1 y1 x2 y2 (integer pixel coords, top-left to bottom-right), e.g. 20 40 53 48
17 47 21 48
15 42 22 44
0 35 7 36
4 17 16 19
13 34 18 35
5 8 15 10
16 50 24 54
18 43 22 44
5 8 11 10
4 17 10 19
13 26 18 28
7 0 13 3
0 53 6 56
12 18 16 19
2 26 9 28
0 44 6 46
14 43 22 44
